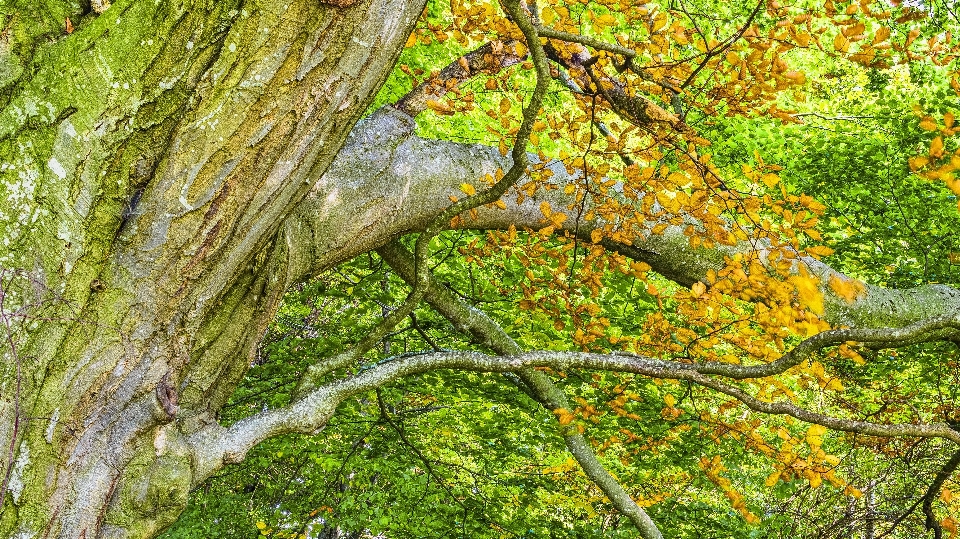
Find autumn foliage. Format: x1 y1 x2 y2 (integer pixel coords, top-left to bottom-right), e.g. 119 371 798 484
163 0 960 537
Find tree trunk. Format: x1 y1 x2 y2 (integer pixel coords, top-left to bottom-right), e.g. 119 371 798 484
0 1 422 537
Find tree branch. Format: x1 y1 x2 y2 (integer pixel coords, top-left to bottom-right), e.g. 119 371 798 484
285 106 960 333
293 0 552 396
923 448 960 539
190 346 960 484
394 40 526 117
377 240 664 539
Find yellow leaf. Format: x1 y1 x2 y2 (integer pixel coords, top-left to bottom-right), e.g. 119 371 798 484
542 6 557 25
806 426 826 448
765 471 781 487
257 522 267 530
673 27 689 45
594 13 617 31
931 136 945 158
920 118 939 131
691 282 706 297
663 393 676 407
590 229 603 243
539 201 552 218
460 183 476 196
788 273 824 314
651 12 667 33
833 33 850 53
946 112 956 129
499 98 511 116
553 408 575 425
426 99 454 115
909 156 930 170
761 172 780 188
806 245 834 257
825 377 844 391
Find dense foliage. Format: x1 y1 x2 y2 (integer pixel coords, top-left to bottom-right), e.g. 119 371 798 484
162 0 960 537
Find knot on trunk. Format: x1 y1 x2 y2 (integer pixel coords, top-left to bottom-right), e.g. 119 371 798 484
155 372 179 421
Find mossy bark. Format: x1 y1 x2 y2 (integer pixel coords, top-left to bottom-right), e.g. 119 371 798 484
0 1 423 537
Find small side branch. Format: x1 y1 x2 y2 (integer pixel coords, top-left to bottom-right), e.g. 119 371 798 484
924 448 960 539
378 240 664 538
394 40 526 117
191 346 960 484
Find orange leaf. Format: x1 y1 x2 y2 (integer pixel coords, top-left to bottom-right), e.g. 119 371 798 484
539 201 552 218
426 99 454 115
931 136 945 158
920 118 939 131
873 26 890 44
833 33 850 53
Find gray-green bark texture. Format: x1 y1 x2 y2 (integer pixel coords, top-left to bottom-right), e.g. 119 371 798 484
0 1 424 537
2 2 960 539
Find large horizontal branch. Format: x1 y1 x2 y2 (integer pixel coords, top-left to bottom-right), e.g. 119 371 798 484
282 106 960 331
188 347 960 482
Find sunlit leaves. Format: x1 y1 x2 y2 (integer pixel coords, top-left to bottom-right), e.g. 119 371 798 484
170 0 960 536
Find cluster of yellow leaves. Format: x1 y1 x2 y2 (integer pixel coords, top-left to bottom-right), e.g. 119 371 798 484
758 424 853 492
593 385 649 430
908 111 960 209
552 407 577 426
827 274 866 304
699 455 760 524
255 521 309 539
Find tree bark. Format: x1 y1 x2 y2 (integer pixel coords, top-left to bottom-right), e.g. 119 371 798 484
0 1 423 537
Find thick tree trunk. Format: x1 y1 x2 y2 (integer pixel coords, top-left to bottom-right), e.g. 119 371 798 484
0 1 422 537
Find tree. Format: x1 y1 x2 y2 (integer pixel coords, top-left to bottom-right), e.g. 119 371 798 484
2 0 960 538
